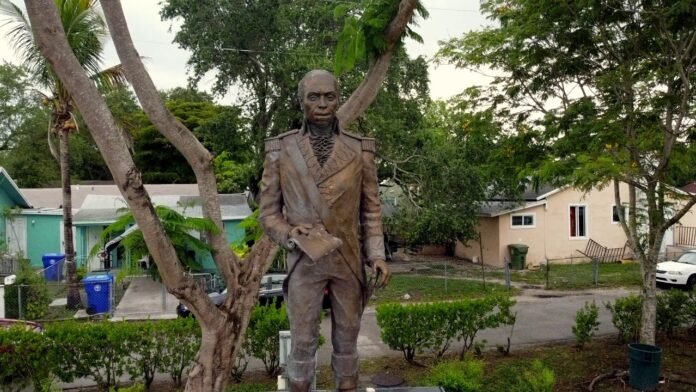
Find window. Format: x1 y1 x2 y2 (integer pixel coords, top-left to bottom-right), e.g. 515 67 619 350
569 205 587 238
511 213 535 228
612 205 628 223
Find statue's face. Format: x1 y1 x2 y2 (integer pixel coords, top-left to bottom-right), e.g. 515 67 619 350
302 73 338 127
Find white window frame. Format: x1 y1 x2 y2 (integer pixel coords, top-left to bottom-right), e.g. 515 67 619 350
569 204 588 239
611 204 629 224
510 213 536 229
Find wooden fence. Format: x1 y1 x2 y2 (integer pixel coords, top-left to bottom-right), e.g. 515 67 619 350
675 226 696 246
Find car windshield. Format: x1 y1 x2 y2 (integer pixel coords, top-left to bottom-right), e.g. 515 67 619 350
677 252 696 265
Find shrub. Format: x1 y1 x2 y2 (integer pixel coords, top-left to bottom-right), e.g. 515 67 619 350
122 321 167 390
376 295 516 363
686 288 696 333
3 258 51 320
45 321 131 390
656 289 688 337
605 294 643 342
246 303 290 375
0 325 51 391
511 360 555 392
157 317 201 387
426 359 484 392
572 301 600 348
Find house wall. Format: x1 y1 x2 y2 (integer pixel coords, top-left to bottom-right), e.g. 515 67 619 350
0 190 13 242
24 214 62 268
539 185 630 263
497 204 548 267
198 219 246 271
455 217 501 266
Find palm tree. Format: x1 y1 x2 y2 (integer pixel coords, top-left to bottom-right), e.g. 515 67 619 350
0 0 127 308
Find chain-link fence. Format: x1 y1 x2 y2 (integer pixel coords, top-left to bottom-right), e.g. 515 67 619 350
1 278 124 321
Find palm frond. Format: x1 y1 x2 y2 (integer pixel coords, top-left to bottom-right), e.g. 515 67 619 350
91 63 128 92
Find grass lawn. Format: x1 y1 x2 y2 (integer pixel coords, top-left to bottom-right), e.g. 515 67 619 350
369 274 515 305
488 261 642 289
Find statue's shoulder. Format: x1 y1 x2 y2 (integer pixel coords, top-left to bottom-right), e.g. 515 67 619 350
341 130 375 152
264 129 299 152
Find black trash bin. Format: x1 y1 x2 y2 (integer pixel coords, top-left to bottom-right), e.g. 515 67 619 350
628 343 662 391
508 244 529 270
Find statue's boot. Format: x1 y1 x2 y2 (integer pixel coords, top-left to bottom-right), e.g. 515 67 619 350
288 358 315 392
333 353 358 392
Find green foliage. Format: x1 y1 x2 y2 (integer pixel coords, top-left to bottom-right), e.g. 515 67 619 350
426 359 484 392
333 0 428 75
0 325 51 391
246 303 290 376
605 295 643 342
572 301 600 349
508 360 555 392
33 318 200 390
3 258 51 320
686 288 696 333
90 205 219 280
656 289 688 337
376 295 516 363
110 383 145 392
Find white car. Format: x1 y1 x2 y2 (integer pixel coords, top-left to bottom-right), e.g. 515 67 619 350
656 251 696 290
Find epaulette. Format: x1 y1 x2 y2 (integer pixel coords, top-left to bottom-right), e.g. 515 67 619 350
361 137 375 152
264 138 280 152
341 130 376 152
264 129 299 153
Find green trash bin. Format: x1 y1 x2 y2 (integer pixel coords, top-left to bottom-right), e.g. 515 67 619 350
508 244 529 270
628 343 662 391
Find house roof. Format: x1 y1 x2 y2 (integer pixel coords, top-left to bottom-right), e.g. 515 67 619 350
478 200 547 217
0 168 32 208
19 183 200 209
682 182 696 195
73 193 251 225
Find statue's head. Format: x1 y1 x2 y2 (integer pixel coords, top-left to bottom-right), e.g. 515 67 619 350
298 70 340 127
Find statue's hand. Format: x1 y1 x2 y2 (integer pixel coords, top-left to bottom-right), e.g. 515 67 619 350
286 224 313 249
371 259 390 288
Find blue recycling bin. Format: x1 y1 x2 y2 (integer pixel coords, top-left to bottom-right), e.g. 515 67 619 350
42 253 65 281
82 275 113 314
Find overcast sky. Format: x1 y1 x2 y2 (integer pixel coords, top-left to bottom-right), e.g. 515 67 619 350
0 0 494 103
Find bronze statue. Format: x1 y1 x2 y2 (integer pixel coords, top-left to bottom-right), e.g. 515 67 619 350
259 69 390 392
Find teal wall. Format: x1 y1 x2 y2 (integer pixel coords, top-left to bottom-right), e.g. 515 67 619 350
25 214 62 268
198 219 246 271
0 190 15 246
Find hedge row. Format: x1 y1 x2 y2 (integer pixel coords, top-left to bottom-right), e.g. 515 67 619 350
605 288 696 342
1 303 293 391
376 295 516 362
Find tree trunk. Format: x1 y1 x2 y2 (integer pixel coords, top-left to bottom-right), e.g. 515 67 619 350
59 128 81 309
639 254 657 344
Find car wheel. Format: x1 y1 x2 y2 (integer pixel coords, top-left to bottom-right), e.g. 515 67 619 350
687 275 696 291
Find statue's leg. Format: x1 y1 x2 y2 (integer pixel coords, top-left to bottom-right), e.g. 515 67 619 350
328 258 363 392
287 255 328 392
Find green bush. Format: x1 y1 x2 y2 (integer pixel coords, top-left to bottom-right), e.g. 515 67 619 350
246 303 290 376
656 289 688 337
0 325 51 391
3 258 51 320
686 288 696 333
605 294 643 342
45 321 131 390
376 295 516 363
572 301 600 348
426 360 484 392
510 360 555 392
156 317 201 387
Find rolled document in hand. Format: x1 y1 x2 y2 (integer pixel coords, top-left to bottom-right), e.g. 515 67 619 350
289 226 342 262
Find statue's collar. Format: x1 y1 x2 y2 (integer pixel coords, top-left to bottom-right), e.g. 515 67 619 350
301 118 340 135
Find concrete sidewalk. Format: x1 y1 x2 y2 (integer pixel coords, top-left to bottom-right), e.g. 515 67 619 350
111 276 178 320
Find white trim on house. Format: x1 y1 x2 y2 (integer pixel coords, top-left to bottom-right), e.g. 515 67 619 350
569 203 588 240
510 212 536 229
535 187 564 201
611 204 629 225
490 200 547 217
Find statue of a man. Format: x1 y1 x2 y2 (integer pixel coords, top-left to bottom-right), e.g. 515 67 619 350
259 69 390 392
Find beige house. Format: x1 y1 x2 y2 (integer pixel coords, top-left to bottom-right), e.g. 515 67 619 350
456 184 696 268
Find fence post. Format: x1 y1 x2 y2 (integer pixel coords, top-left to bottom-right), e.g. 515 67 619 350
0 284 4 318
545 258 550 290
504 257 511 290
593 257 599 286
18 284 24 319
